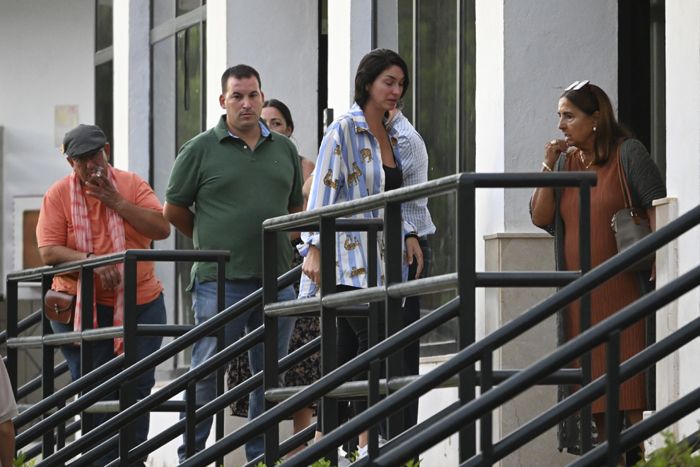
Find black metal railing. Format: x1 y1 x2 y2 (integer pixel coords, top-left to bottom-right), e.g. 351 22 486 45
8 170 698 466
8 261 325 466
6 249 229 464
176 172 600 466
184 172 699 467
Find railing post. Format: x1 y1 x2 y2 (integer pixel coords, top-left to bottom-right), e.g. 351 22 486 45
41 273 56 457
457 175 477 461
5 278 18 395
606 330 621 467
319 216 338 464
385 200 405 440
263 228 280 465
79 263 96 439
215 254 226 467
5 277 17 463
185 380 197 458
579 180 593 452
119 253 138 463
367 224 381 458
480 349 493 464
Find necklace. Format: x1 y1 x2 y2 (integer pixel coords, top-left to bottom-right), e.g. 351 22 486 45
578 151 594 169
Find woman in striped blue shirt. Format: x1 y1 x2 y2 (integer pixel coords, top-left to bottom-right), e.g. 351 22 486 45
299 48 423 458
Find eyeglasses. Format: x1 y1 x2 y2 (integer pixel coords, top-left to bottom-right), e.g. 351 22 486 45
565 80 590 91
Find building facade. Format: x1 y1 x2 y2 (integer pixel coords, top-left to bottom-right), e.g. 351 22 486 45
1 0 698 464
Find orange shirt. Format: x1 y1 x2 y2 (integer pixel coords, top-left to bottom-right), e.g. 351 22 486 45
36 168 164 305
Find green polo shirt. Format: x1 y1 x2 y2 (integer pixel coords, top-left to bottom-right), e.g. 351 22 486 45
166 115 303 286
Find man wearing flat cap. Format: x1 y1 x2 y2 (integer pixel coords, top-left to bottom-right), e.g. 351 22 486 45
36 124 171 466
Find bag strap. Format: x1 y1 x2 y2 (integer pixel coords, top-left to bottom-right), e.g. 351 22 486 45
616 145 634 210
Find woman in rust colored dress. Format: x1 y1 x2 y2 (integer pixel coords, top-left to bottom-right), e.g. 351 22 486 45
530 81 666 456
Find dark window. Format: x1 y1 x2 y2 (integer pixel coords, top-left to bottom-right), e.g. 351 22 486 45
149 2 207 364
398 0 475 353
618 0 665 178
96 0 113 51
177 0 203 16
95 0 113 159
176 24 204 149
95 61 114 158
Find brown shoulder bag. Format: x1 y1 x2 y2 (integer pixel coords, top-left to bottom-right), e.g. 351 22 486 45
44 290 76 324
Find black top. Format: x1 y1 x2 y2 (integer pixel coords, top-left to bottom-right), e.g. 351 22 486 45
383 164 403 192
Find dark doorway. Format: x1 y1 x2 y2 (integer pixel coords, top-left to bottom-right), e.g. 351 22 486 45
618 0 665 177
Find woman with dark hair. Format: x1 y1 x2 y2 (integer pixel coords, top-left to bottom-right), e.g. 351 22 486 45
262 99 315 180
530 81 666 458
298 48 423 458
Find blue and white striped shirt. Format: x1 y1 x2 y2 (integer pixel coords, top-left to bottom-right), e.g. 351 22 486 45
389 110 436 237
298 103 415 298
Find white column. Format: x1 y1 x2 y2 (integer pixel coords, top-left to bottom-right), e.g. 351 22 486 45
205 0 229 130
208 0 318 159
664 0 700 437
476 1 618 464
112 0 150 179
501 0 617 231
327 0 373 117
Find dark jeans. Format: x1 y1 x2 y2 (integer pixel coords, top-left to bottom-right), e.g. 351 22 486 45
177 278 296 462
51 294 166 466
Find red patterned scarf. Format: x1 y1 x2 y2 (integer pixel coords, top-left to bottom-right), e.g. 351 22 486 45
69 166 126 354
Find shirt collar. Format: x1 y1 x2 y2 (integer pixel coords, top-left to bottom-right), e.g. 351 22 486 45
386 109 405 129
214 115 272 142
349 102 399 138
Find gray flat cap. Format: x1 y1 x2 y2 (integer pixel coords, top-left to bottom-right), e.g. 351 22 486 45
61 124 106 158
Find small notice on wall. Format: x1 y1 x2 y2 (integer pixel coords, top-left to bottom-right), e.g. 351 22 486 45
54 105 79 148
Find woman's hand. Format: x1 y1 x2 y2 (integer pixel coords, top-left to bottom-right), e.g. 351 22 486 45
302 245 321 286
405 236 424 279
544 139 567 169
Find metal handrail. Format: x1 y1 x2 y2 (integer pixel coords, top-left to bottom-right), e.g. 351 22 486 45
25 266 302 465
265 369 582 402
460 314 700 466
572 385 700 467
0 310 41 346
262 172 597 231
8 249 231 463
112 336 320 466
179 297 461 467
265 271 581 318
182 171 598 466
264 205 700 467
371 270 700 465
12 169 695 465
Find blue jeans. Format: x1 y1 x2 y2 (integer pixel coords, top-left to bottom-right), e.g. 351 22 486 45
177 278 296 462
51 294 166 466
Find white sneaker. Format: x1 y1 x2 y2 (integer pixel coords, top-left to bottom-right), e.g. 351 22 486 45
337 454 351 467
357 445 368 459
337 446 351 467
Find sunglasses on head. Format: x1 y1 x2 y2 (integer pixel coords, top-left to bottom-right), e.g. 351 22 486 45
565 80 590 91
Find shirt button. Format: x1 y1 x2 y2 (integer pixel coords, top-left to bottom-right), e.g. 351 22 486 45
243 145 248 149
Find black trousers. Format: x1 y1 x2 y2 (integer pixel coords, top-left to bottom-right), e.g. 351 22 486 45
317 236 430 436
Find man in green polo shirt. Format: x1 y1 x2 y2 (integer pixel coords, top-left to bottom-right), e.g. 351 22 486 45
164 64 303 462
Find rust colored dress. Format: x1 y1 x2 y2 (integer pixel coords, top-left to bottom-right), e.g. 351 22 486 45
559 149 646 414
